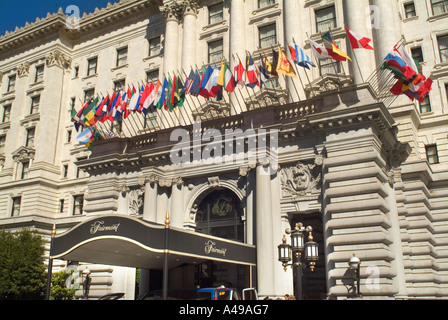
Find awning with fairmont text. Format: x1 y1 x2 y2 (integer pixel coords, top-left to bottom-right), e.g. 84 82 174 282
52 215 256 269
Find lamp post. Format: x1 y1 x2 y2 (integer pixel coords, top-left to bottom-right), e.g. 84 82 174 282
348 254 361 296
278 223 319 300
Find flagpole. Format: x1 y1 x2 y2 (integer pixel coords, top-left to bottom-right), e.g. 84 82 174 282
258 47 285 103
229 57 248 114
273 45 296 104
235 52 258 110
181 67 202 123
179 68 197 125
287 41 307 102
193 64 215 122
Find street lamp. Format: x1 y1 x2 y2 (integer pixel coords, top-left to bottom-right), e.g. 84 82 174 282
277 223 318 300
348 254 361 296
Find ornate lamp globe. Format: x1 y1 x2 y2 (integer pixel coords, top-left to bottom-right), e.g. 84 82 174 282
278 235 291 271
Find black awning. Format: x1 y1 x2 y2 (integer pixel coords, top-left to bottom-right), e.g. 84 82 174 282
52 215 256 269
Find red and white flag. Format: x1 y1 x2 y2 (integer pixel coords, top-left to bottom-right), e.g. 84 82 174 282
345 27 374 50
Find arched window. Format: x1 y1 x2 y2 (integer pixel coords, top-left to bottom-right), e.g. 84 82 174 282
195 189 244 242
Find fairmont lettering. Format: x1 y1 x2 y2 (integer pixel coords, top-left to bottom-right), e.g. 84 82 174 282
204 240 227 256
90 221 120 234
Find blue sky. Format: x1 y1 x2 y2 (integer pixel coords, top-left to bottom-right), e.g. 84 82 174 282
0 0 121 36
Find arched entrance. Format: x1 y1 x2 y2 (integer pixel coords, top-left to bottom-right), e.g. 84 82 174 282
192 188 252 291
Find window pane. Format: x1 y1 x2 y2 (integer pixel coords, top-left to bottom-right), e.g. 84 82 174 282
259 24 277 48
73 195 84 215
419 96 431 113
438 35 448 62
316 6 336 33
8 76 15 92
11 197 21 216
2 105 11 123
87 58 97 76
35 65 44 82
259 0 276 9
426 145 439 164
431 0 448 15
208 40 223 63
148 37 161 56
209 3 223 24
117 47 128 66
405 3 416 18
30 96 40 114
26 128 35 147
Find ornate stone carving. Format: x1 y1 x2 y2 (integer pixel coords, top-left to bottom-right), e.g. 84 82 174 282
160 1 185 22
192 102 230 121
45 50 72 69
183 0 199 15
12 146 35 162
280 159 322 198
17 62 30 78
246 89 288 110
128 187 144 215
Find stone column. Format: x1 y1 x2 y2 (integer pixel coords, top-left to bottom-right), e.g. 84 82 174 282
283 0 303 101
161 2 182 75
143 175 158 222
181 0 198 71
229 0 246 113
343 0 375 84
255 163 275 297
369 0 402 67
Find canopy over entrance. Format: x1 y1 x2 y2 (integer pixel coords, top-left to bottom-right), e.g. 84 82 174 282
52 215 256 269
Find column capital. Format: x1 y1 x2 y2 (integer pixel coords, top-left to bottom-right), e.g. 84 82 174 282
160 1 185 22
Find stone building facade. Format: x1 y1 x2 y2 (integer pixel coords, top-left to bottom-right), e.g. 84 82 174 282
0 0 447 299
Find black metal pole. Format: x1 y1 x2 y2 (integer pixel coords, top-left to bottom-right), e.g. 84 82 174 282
163 210 170 300
357 265 361 296
293 253 303 300
45 224 56 300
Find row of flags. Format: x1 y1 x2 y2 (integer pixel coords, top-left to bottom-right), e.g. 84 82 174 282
73 26 432 148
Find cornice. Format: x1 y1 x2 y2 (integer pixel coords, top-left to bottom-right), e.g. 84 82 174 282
0 0 163 56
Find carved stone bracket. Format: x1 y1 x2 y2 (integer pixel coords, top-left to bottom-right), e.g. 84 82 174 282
17 62 30 78
280 159 322 199
45 50 72 70
128 187 144 215
12 146 35 162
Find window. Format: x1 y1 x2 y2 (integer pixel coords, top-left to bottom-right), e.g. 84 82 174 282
66 130 72 143
116 47 128 67
315 6 336 33
73 195 84 215
258 0 276 9
148 37 161 57
147 69 159 83
259 24 277 49
208 3 223 24
431 0 448 15
114 79 126 91
59 199 65 213
20 161 30 179
62 164 68 178
84 89 95 102
208 39 223 63
30 96 40 114
0 135 5 154
1 105 11 123
87 57 97 76
404 2 416 18
319 58 341 76
143 112 157 129
74 66 79 78
426 145 439 164
7 75 15 93
438 35 448 63
195 189 244 242
411 47 423 63
419 95 431 113
35 65 44 83
112 119 123 133
11 197 21 217
25 128 35 148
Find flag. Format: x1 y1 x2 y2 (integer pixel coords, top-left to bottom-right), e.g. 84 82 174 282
259 53 270 86
234 58 246 88
199 65 213 98
127 87 139 112
139 83 151 111
206 65 221 97
382 50 417 81
292 40 316 69
142 82 155 115
246 54 259 88
166 77 174 111
345 27 374 50
185 69 195 94
309 38 329 60
147 80 160 108
189 70 201 96
174 77 185 107
218 61 235 92
76 127 94 144
276 46 296 77
156 78 168 109
322 32 351 61
83 97 99 126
